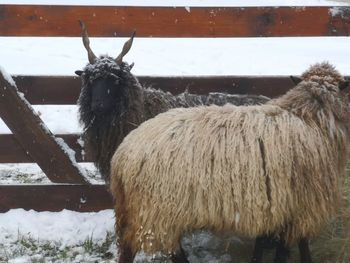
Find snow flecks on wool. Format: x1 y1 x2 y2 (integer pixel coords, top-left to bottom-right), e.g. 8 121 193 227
110 62 350 256
78 56 269 183
112 105 332 251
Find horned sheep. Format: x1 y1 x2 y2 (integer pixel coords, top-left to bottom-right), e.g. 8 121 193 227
75 21 268 183
75 21 272 262
110 62 350 262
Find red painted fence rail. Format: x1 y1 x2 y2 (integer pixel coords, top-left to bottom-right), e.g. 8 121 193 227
0 5 350 37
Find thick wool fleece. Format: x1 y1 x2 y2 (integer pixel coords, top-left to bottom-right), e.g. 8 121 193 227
78 56 269 183
110 62 350 256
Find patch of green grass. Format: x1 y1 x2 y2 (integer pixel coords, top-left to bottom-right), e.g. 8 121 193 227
97 231 115 260
82 232 115 260
0 231 117 262
83 235 95 253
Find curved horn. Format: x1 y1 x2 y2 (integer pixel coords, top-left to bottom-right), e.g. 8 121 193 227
78 20 97 64
290 76 302 85
115 31 136 65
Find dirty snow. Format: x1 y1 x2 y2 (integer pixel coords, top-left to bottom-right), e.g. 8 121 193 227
0 163 102 184
329 5 350 17
0 209 117 262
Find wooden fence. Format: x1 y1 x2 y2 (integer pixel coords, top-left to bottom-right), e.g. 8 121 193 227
0 4 349 212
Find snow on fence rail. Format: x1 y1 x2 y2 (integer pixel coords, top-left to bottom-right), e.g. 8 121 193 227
0 4 349 212
1 5 350 37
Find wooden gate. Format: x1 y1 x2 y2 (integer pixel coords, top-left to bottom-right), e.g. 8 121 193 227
0 4 349 212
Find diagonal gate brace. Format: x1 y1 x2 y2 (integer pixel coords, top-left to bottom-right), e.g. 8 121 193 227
0 69 89 184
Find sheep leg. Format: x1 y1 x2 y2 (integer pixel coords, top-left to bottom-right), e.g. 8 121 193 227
274 238 290 263
113 177 135 263
171 247 190 263
298 238 313 263
117 242 133 263
251 236 265 263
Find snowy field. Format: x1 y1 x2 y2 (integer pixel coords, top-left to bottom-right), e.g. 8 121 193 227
1 0 350 262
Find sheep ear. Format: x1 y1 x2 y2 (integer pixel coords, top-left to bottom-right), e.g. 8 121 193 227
339 80 349 91
290 76 302 85
75 70 83 76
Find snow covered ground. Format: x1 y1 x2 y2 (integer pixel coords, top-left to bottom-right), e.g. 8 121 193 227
0 209 117 262
1 0 350 262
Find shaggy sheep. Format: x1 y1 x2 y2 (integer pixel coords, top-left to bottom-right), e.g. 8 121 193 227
75 21 269 183
110 62 350 263
75 21 272 262
76 21 269 183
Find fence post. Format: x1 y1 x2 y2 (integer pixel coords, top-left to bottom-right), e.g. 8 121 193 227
0 69 89 184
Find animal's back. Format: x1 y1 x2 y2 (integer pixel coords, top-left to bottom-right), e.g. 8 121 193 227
111 104 339 253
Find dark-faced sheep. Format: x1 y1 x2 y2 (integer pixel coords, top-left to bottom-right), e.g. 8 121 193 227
75 21 313 263
75 21 269 184
75 20 316 262
110 62 350 263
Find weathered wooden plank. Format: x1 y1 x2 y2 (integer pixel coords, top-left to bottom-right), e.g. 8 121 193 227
1 75 297 164
140 75 295 97
13 75 296 104
0 5 350 37
0 133 33 163
13 76 81 105
0 185 112 212
0 134 91 163
0 71 88 184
